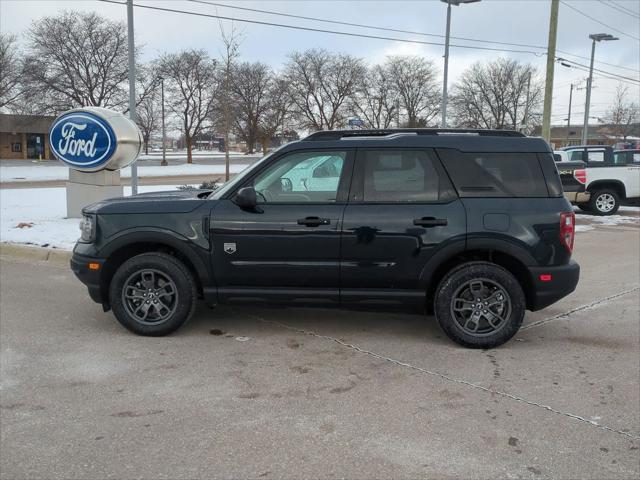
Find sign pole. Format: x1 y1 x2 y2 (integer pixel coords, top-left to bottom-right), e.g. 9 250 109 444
127 0 138 195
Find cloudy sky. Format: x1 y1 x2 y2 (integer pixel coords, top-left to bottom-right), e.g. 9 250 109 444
1 0 639 125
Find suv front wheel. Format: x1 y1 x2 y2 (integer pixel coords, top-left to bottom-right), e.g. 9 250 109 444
435 262 525 348
109 252 197 336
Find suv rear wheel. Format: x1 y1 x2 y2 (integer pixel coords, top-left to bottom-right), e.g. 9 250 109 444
109 252 197 336
435 262 525 348
589 189 620 215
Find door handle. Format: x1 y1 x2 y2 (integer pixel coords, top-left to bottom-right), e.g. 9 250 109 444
413 217 448 227
297 216 330 227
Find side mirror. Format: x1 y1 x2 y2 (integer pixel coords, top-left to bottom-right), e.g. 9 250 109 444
234 186 258 209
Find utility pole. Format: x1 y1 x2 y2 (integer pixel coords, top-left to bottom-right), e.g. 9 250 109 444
566 83 573 146
440 0 480 128
582 33 618 145
159 76 167 167
441 1 452 128
127 0 138 194
541 0 559 143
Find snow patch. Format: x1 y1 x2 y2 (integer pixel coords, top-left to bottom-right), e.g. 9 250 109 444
0 185 192 250
0 163 249 182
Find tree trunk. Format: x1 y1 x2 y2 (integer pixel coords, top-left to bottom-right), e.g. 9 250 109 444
186 136 193 164
261 134 269 156
144 138 149 155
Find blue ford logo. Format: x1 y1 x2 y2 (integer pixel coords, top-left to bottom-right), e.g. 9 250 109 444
50 111 117 169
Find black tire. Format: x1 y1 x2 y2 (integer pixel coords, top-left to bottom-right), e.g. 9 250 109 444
588 189 620 216
576 203 591 212
109 252 197 336
434 262 525 349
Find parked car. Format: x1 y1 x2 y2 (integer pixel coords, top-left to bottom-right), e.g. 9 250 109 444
71 128 580 348
556 145 640 214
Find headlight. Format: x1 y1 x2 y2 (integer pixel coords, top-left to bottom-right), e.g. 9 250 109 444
79 214 96 243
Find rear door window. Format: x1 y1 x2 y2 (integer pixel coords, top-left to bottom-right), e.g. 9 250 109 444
436 149 549 198
354 149 456 203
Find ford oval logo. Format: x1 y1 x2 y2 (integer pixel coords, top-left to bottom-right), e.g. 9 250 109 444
50 111 117 169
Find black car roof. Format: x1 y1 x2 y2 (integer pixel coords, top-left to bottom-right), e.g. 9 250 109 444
283 129 552 153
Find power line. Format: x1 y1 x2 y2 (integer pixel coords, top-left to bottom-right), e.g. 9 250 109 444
598 0 640 19
607 0 640 17
97 0 545 55
558 58 640 83
560 0 640 41
188 0 640 74
187 0 550 50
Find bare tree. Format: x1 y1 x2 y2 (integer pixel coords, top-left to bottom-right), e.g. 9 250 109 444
136 90 160 155
217 22 242 180
450 58 542 132
0 34 23 112
349 64 398 129
230 62 271 154
285 49 365 130
258 75 293 155
159 49 217 164
386 56 439 127
20 11 130 114
605 84 640 141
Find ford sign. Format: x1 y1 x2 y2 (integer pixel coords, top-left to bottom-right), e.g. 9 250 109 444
50 107 142 172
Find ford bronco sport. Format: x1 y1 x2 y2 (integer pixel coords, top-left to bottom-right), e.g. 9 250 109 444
71 129 580 348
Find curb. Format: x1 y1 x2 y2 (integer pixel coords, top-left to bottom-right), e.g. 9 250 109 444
0 243 72 266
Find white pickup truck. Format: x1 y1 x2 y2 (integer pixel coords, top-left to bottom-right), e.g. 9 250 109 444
554 146 640 215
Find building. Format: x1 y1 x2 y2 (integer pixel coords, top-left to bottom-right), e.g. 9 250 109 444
533 123 640 149
0 114 55 160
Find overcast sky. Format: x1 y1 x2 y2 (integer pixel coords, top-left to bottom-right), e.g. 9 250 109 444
1 0 639 125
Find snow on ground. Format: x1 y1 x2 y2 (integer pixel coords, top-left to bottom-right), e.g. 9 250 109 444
0 185 191 250
0 163 249 183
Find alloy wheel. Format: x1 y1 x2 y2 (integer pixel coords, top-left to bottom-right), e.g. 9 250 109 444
121 269 179 325
595 193 615 213
450 278 512 337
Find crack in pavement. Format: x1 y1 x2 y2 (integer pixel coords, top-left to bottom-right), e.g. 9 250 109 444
521 286 640 332
252 315 640 441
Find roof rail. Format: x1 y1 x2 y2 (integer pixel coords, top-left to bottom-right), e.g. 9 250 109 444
304 128 526 141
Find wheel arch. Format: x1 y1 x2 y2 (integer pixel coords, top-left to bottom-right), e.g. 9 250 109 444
587 180 626 199
422 244 536 313
98 229 212 305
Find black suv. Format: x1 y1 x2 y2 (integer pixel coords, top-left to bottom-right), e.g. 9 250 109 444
71 129 580 348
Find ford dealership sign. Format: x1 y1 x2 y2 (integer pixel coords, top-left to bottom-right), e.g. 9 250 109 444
50 107 142 172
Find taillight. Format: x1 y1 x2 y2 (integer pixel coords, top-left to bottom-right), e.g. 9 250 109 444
560 212 575 253
574 169 587 184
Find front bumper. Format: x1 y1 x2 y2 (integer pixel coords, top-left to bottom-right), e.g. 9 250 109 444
564 191 591 203
70 251 106 305
528 260 580 311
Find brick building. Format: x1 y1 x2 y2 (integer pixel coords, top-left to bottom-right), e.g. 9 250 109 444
0 114 55 160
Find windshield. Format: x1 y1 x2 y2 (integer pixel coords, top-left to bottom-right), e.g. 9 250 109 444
210 146 287 200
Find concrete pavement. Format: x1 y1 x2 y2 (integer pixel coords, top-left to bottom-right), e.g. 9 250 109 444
1 219 639 479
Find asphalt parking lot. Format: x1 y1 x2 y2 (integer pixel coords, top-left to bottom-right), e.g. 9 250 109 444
1 212 639 479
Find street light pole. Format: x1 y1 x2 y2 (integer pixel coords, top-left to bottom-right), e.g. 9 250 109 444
440 0 480 128
159 77 167 167
566 83 573 146
126 0 138 194
582 33 618 145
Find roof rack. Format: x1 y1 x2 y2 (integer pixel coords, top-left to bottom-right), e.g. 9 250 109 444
304 128 526 141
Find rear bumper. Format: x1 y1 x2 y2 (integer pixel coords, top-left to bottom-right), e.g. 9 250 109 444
528 260 580 311
70 251 106 305
564 191 591 203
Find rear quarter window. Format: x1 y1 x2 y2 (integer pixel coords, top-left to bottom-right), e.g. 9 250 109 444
436 149 549 198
